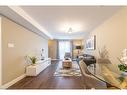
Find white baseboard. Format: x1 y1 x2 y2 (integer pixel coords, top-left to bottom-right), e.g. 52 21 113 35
0 74 26 89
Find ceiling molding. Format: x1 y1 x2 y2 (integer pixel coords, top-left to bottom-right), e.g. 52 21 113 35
8 6 53 39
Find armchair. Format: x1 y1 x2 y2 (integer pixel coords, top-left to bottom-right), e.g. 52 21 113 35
64 52 72 59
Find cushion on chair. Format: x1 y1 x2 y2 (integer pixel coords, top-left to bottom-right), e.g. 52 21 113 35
79 60 90 74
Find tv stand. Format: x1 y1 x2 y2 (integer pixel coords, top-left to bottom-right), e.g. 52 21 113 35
26 58 51 76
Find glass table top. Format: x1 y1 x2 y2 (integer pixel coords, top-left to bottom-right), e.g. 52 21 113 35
87 63 127 89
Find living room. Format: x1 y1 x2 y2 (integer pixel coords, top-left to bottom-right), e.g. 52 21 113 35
0 5 127 91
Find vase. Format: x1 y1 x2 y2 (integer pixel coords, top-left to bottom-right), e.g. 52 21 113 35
31 63 36 66
121 71 127 76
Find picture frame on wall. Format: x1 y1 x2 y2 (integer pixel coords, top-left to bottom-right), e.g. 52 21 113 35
86 35 96 50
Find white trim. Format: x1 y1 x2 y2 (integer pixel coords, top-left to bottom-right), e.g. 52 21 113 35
0 74 26 89
8 6 53 39
0 16 2 86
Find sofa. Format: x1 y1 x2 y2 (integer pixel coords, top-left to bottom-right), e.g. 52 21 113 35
77 54 96 66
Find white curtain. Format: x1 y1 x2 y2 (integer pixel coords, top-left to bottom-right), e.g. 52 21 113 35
58 40 71 60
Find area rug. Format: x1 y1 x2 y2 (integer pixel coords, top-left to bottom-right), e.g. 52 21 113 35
54 61 82 76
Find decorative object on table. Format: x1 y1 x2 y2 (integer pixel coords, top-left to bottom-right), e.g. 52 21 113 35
24 55 31 65
98 46 109 59
29 56 37 65
97 46 111 64
118 64 127 72
120 49 127 65
41 48 45 60
86 35 96 50
122 49 127 57
24 55 37 65
118 49 127 76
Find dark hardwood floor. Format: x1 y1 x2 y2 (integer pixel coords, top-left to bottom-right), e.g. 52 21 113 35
8 60 85 89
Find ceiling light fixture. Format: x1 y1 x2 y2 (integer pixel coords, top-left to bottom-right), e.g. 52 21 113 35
68 27 72 33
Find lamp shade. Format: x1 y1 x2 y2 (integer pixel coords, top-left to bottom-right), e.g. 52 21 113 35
75 46 81 49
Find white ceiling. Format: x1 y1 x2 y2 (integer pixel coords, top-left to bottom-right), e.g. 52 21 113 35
0 6 121 39
20 6 121 39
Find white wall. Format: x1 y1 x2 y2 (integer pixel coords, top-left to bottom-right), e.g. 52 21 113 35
0 16 2 86
1 16 48 85
85 7 127 65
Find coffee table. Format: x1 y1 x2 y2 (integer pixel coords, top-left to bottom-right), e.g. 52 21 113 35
62 59 72 68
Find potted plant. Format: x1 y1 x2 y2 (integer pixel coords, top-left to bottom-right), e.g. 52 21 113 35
118 64 127 76
117 57 127 75
29 56 37 65
118 64 127 72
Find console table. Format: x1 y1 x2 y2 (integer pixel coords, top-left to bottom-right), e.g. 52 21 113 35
26 58 51 76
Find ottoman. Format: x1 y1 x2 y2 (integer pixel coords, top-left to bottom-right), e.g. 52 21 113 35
62 59 72 68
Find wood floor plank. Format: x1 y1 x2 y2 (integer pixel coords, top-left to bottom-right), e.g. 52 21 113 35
8 61 85 89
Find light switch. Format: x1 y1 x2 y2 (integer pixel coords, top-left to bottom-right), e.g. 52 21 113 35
8 43 15 48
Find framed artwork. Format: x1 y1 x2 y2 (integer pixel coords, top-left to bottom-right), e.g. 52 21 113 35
86 35 96 50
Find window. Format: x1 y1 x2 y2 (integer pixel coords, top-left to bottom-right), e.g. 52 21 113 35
58 40 71 59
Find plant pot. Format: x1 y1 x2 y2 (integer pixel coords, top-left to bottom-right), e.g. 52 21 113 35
121 71 127 76
31 63 36 66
